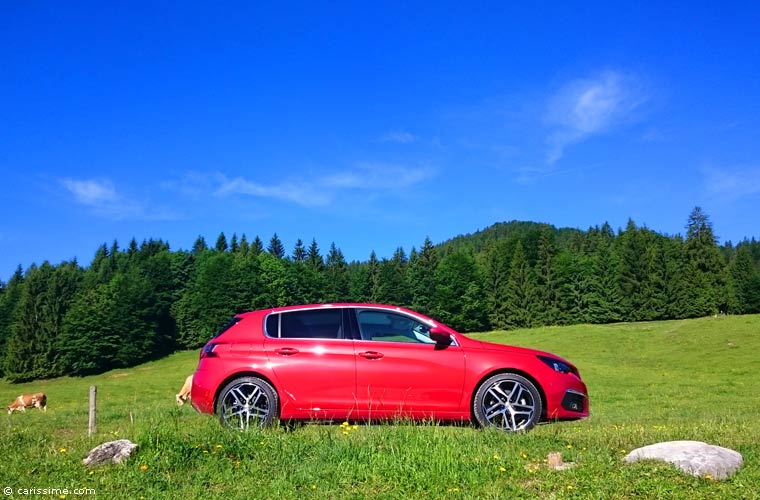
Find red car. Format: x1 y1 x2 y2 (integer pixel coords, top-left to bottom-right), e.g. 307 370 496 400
191 303 589 432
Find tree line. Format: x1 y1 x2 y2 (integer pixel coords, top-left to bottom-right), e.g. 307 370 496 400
1 207 759 382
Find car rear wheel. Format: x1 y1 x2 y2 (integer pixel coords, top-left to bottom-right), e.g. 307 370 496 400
217 377 279 430
473 373 542 432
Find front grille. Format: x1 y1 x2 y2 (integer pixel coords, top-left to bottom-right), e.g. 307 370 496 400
561 390 586 413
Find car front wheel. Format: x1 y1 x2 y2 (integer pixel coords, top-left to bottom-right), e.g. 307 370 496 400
217 377 279 430
473 373 542 432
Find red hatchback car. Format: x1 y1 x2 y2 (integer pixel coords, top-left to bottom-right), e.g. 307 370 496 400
191 303 589 432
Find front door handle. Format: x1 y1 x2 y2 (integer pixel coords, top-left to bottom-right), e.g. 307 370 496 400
274 348 299 356
358 351 384 360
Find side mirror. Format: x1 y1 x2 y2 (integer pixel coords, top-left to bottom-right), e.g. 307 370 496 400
429 326 453 345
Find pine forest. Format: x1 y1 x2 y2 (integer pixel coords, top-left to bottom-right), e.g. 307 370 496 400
1 207 759 383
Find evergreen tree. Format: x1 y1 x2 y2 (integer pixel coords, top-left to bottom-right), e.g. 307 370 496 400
238 234 250 255
554 251 593 325
586 233 622 323
664 236 689 319
349 253 375 302
251 236 264 255
4 261 82 381
408 237 438 315
534 227 560 325
682 207 725 316
215 232 229 252
307 239 323 270
292 239 307 262
503 241 539 329
0 266 24 377
254 252 293 308
268 233 285 259
640 232 669 320
192 235 208 255
617 219 648 321
479 240 511 330
173 252 239 348
376 248 410 306
729 244 760 313
60 267 159 375
325 243 350 302
434 251 487 332
230 233 239 253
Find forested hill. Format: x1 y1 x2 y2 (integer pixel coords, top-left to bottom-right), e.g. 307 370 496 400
1 207 759 383
437 220 583 258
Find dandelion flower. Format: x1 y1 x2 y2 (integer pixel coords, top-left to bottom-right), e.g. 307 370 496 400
499 466 506 472
59 448 67 453
140 465 148 471
493 454 500 460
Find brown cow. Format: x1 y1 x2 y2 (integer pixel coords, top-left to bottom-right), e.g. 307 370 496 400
176 374 193 405
7 393 47 414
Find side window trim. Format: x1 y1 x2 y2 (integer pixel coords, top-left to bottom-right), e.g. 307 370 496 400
271 308 345 340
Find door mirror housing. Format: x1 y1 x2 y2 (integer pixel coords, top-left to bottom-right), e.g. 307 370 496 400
429 326 453 345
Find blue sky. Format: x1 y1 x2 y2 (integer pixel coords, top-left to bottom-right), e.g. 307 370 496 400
2 2 760 281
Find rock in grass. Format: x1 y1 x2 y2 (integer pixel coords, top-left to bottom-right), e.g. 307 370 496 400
624 441 742 480
83 439 139 466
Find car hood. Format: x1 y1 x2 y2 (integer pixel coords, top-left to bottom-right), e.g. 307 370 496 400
466 337 575 365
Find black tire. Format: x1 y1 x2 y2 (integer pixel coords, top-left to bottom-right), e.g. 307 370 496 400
217 376 279 430
473 373 542 432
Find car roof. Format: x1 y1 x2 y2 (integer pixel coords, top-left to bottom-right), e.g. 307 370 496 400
237 303 439 325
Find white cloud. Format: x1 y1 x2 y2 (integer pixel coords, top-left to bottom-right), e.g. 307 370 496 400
61 177 177 220
322 163 433 190
378 131 419 144
209 164 434 207
215 177 332 207
702 165 760 200
61 179 118 206
545 70 647 164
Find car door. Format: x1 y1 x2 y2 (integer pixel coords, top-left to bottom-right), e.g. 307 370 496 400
263 308 356 417
351 308 466 417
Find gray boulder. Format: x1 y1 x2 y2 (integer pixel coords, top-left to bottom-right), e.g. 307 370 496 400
82 439 139 467
624 440 743 480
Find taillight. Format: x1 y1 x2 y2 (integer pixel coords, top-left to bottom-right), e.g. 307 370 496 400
201 343 219 358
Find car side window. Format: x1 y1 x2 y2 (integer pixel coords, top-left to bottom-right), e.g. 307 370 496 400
266 309 344 339
356 310 435 344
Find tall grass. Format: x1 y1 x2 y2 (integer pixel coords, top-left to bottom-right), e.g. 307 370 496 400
1 315 758 499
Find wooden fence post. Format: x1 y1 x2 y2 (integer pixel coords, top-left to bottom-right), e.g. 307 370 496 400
88 386 97 437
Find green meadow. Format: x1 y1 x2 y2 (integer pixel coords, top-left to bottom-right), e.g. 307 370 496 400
1 315 758 499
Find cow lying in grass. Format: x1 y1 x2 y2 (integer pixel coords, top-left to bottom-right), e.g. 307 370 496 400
7 393 47 414
176 375 193 405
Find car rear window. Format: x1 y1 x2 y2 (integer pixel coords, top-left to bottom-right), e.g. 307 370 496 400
266 309 343 339
212 316 243 339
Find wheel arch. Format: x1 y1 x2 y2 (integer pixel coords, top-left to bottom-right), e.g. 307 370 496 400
212 371 280 414
470 368 548 422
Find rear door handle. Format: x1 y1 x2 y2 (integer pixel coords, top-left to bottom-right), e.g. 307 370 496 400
274 348 299 356
358 351 384 360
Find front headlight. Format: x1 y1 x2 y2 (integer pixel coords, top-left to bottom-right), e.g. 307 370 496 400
537 355 571 374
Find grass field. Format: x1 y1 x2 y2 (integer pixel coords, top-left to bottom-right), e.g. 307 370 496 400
1 315 758 499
